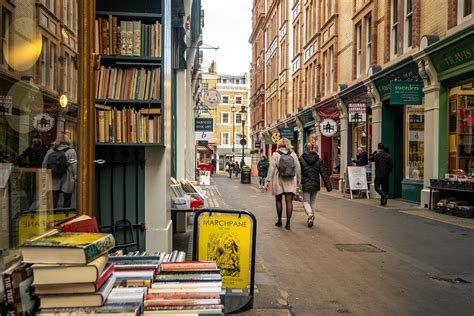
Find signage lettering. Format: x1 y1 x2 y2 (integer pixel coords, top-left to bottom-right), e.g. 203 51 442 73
390 81 423 105
443 48 472 67
195 118 214 132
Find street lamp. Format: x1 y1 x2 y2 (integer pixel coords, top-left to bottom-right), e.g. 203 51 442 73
231 105 236 156
240 105 248 166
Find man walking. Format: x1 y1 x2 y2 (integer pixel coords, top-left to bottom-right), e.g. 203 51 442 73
369 143 393 206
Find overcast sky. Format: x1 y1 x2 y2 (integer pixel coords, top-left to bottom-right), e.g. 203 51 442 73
201 0 252 76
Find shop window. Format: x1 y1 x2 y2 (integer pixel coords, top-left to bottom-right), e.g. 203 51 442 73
0 0 79 284
457 0 473 24
449 84 474 176
405 105 424 180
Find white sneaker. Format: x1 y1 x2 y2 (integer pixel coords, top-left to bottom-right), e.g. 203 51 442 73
307 215 315 227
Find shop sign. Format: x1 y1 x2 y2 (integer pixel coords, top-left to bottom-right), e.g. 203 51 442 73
390 81 423 105
195 131 212 141
279 128 294 140
271 132 281 144
320 118 338 137
202 89 221 107
0 95 12 115
348 103 367 122
33 113 55 132
196 212 253 289
195 118 213 132
199 170 211 186
197 140 208 146
254 141 261 149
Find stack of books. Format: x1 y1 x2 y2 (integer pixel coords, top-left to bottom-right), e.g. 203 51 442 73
95 16 162 57
96 106 161 144
144 261 224 315
20 232 116 312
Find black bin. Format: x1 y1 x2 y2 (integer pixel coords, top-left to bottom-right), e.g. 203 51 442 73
241 167 251 184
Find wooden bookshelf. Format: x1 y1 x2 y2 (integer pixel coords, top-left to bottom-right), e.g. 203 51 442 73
96 99 162 106
100 55 162 66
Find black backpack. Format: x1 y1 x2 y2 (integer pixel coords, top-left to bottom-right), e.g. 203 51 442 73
277 151 296 177
47 148 70 177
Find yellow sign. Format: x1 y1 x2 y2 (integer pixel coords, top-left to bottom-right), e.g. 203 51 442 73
18 211 76 245
271 132 281 144
198 214 252 289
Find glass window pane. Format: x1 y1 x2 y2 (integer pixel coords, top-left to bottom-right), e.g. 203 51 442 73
405 106 424 180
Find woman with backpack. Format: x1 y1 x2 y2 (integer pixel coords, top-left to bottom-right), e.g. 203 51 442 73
265 138 301 230
299 143 332 227
42 134 77 208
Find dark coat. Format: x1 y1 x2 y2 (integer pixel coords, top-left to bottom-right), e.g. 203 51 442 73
299 152 332 192
369 150 393 178
353 151 368 166
257 160 269 177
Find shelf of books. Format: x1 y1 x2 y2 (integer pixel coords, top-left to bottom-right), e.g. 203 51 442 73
2 216 224 315
94 3 164 147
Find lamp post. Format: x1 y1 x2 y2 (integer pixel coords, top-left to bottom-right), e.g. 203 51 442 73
240 105 248 166
231 105 236 156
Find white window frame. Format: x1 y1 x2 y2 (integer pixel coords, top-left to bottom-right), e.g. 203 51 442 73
221 112 230 125
404 0 413 51
234 132 244 145
365 14 372 73
457 0 473 24
235 95 243 104
235 112 242 124
356 22 362 77
222 95 229 104
221 132 230 146
390 0 398 59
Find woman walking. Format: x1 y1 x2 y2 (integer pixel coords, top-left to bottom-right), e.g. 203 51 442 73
265 138 301 230
299 143 332 227
257 155 269 191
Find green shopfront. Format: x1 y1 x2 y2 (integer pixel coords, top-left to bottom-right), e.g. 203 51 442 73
370 58 424 203
421 25 474 186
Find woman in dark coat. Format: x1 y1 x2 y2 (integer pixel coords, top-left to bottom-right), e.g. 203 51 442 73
257 155 269 191
299 143 332 227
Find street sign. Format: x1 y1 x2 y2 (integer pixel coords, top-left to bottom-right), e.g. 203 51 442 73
202 89 221 107
195 118 214 132
320 118 338 137
279 128 294 140
390 81 423 105
254 141 261 149
348 103 367 123
195 131 213 141
240 138 247 146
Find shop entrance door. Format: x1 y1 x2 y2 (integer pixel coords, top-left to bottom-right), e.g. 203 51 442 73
382 104 404 198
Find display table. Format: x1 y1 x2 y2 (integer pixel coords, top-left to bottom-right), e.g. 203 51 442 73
427 186 474 210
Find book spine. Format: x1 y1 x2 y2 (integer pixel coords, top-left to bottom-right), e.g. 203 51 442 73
83 234 115 263
96 264 115 290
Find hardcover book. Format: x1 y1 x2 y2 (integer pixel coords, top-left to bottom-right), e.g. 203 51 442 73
38 302 140 316
59 214 99 233
32 255 110 285
21 233 115 265
2 261 37 315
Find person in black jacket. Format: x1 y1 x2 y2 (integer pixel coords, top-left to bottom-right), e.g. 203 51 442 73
352 147 368 166
369 143 393 206
299 143 332 227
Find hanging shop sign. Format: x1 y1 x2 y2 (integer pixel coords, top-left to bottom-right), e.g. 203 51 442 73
279 128 294 141
390 81 423 105
271 132 281 144
202 89 221 107
33 113 55 132
195 118 214 132
0 95 12 115
197 140 208 146
195 131 213 141
348 103 367 122
254 141 261 149
320 118 338 137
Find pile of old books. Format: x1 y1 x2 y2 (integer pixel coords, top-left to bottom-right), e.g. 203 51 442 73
20 231 119 314
144 261 224 315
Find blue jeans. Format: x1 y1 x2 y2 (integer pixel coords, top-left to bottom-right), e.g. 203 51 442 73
259 176 266 186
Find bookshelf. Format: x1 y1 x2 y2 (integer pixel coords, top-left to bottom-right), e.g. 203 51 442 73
94 0 164 147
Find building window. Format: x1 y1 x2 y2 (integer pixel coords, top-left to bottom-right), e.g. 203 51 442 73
235 132 244 144
235 96 242 104
40 36 48 86
390 0 399 58
221 112 230 124
365 14 372 73
324 47 334 95
235 113 242 124
49 42 57 91
1 8 11 67
222 96 229 103
458 0 473 24
325 0 333 21
355 22 362 77
201 83 208 91
404 0 413 50
221 132 230 145
405 105 424 180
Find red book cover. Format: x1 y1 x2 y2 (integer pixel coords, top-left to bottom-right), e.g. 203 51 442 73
95 264 115 290
61 217 99 233
468 116 474 127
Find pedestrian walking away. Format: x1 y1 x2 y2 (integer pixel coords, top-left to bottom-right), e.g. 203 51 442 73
211 157 217 176
265 138 301 230
299 143 332 227
257 155 269 192
369 142 393 206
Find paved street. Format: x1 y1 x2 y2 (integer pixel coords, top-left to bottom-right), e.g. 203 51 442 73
211 175 474 316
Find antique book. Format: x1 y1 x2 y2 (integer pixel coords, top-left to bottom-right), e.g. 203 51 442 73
132 21 141 56
21 233 115 265
120 20 127 55
2 261 37 315
34 263 114 294
60 215 99 233
38 302 141 316
32 255 109 285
